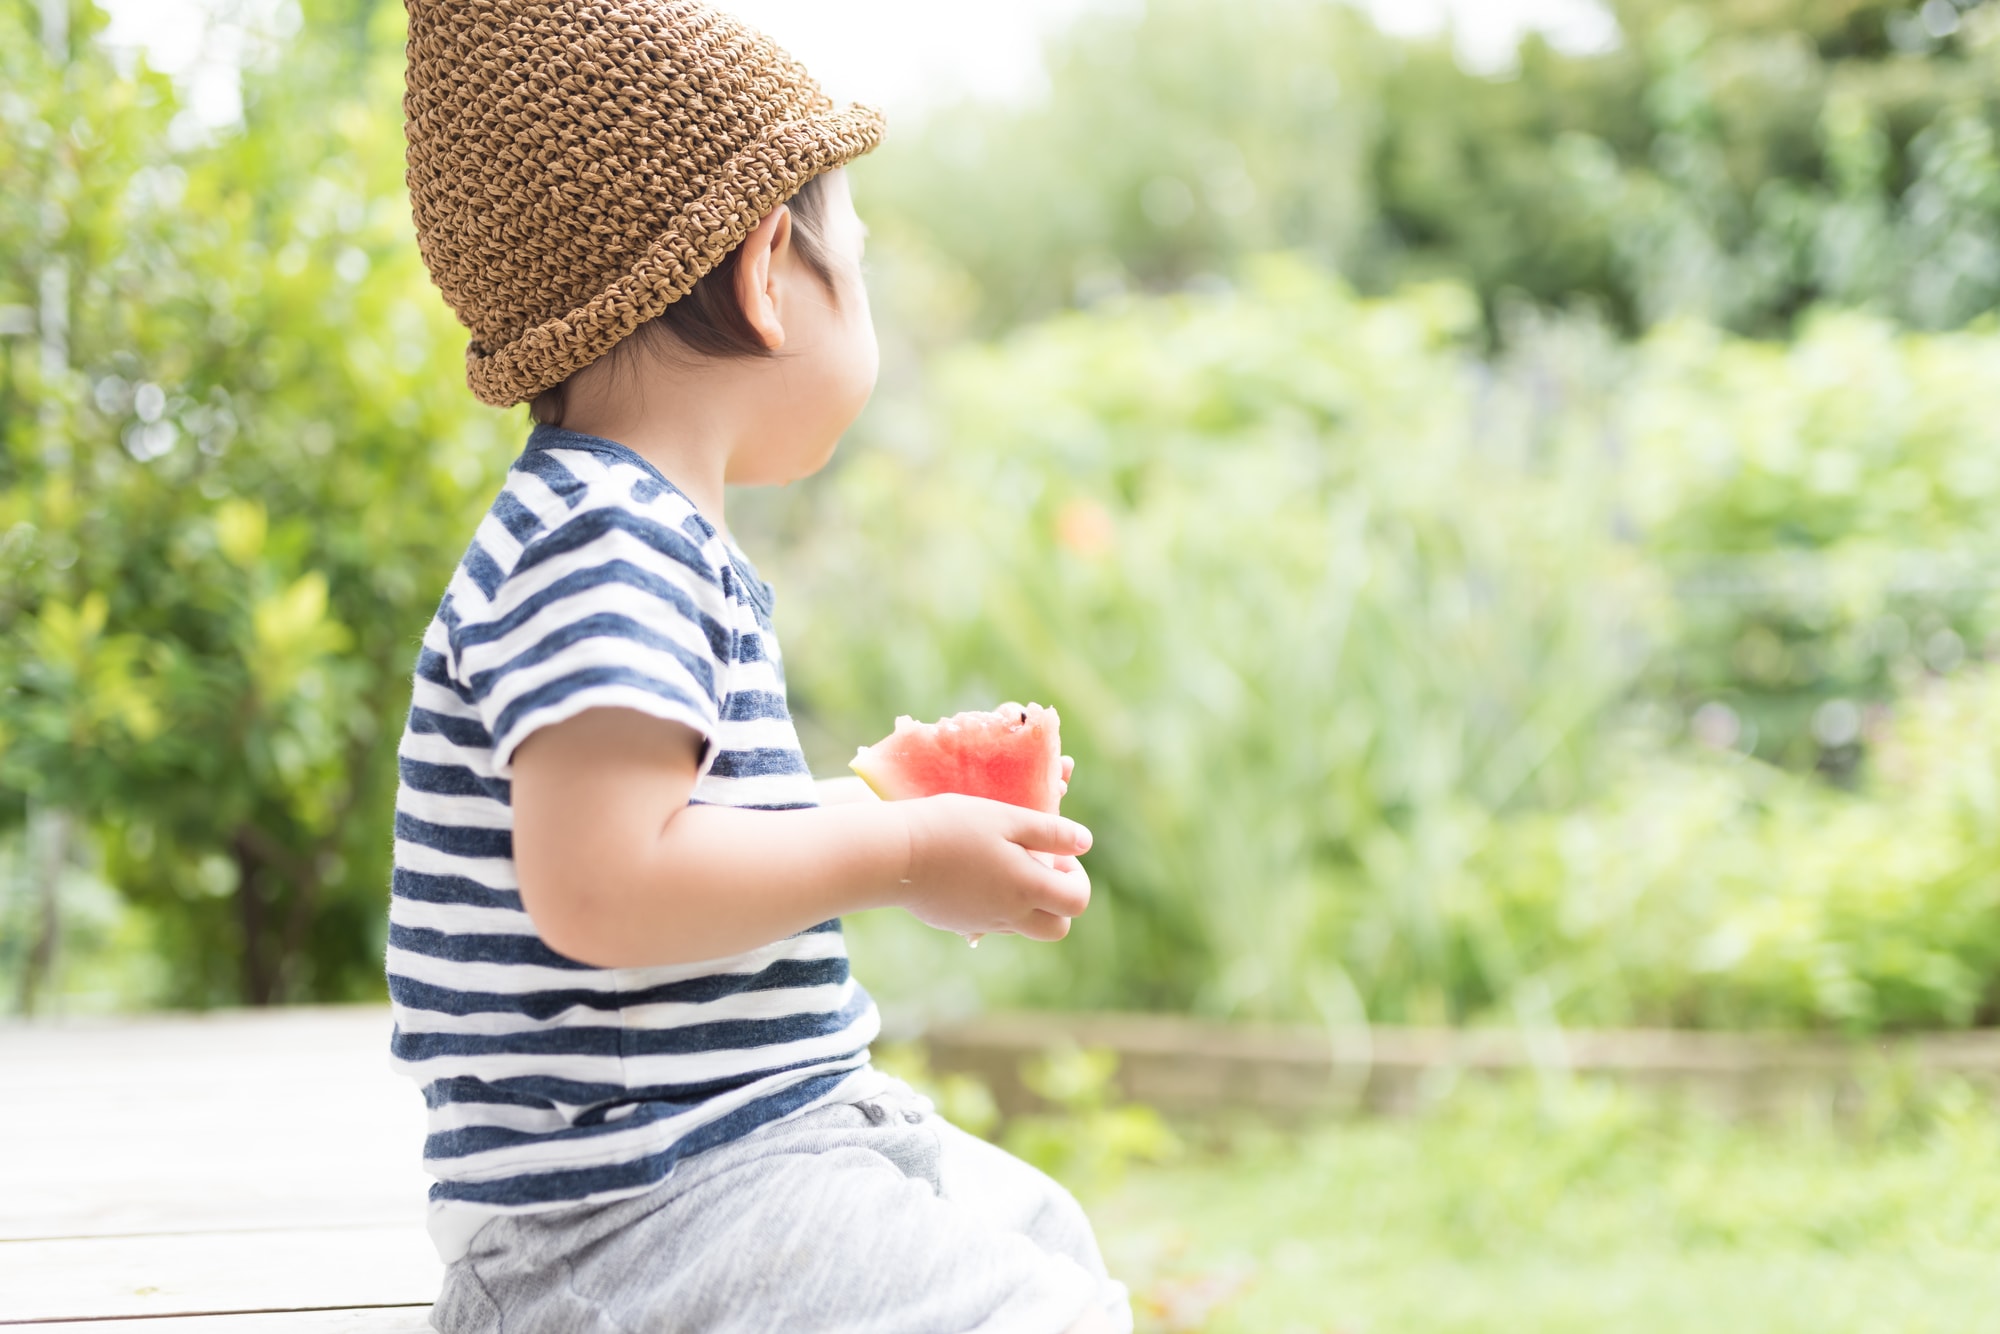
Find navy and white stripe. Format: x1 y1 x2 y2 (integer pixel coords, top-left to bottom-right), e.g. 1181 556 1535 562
388 426 877 1259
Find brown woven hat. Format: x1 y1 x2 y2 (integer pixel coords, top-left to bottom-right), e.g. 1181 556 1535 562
403 0 885 407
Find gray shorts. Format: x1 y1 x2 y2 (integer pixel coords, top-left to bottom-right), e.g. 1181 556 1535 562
430 1076 1134 1334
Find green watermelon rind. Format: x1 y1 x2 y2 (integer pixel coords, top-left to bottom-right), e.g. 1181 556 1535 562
849 750 896 802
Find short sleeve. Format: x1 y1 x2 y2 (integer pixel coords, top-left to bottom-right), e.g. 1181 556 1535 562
449 495 730 776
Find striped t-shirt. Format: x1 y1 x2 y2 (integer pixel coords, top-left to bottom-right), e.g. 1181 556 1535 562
386 425 878 1260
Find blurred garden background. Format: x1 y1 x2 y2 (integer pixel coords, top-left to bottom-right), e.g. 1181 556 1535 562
10 0 2000 1327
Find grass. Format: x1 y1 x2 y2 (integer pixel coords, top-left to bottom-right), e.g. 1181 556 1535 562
1074 1079 2000 1334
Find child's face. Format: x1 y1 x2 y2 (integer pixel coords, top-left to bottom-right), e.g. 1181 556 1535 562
727 169 879 487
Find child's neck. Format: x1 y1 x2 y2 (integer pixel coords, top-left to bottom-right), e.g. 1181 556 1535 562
557 390 733 536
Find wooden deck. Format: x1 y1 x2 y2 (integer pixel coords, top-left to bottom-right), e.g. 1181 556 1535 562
13 1004 1997 1326
1 1007 437 1330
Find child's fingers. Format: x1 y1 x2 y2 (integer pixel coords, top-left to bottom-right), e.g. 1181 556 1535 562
1010 810 1092 857
1060 755 1075 786
1018 909 1072 942
1032 857 1091 918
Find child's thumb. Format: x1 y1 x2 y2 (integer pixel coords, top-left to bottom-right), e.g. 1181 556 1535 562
1015 812 1093 856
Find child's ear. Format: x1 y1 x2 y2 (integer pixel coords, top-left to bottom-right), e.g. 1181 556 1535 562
733 206 792 352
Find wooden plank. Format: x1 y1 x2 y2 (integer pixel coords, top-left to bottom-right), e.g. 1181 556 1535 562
2 1309 432 1333
0 1225 441 1324
0 1008 430 1241
923 1011 2000 1118
0 1009 439 1323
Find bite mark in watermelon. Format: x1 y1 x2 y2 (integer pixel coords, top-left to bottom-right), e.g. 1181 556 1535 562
850 702 1063 813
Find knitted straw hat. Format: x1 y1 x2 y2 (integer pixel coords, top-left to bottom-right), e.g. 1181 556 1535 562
403 0 885 407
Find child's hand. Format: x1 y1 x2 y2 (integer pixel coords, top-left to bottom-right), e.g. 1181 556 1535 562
896 793 1093 941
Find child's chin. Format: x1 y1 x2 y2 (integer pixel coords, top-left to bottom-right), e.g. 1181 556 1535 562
739 440 839 487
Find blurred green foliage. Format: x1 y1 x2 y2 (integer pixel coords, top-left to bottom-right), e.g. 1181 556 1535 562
782 268 2000 1032
870 1039 1004 1139
0 0 512 1006
786 264 1647 1022
1095 1075 2000 1332
7 0 2000 1033
1002 1044 1183 1193
860 0 2000 338
1480 666 2000 1031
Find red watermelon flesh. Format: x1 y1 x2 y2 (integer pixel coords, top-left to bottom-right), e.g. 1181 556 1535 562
850 703 1063 813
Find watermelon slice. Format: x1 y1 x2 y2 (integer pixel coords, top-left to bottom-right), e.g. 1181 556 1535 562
852 703 1068 947
850 702 1063 812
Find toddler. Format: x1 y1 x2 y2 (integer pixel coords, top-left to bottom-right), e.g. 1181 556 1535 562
387 1 1128 1330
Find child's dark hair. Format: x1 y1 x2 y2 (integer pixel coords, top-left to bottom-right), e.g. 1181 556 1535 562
532 172 840 426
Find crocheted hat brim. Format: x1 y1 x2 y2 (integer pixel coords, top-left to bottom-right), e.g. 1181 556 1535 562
464 101 885 408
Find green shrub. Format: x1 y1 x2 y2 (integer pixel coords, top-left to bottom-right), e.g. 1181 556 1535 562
1481 668 2000 1031
770 262 2000 1032
0 1 513 1007
775 260 1647 1023
1003 1044 1182 1196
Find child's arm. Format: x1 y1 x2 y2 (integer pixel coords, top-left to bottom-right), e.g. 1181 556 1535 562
510 707 1094 968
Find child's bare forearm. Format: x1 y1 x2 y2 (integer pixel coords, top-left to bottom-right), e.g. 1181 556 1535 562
530 800 911 968
511 710 1090 968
